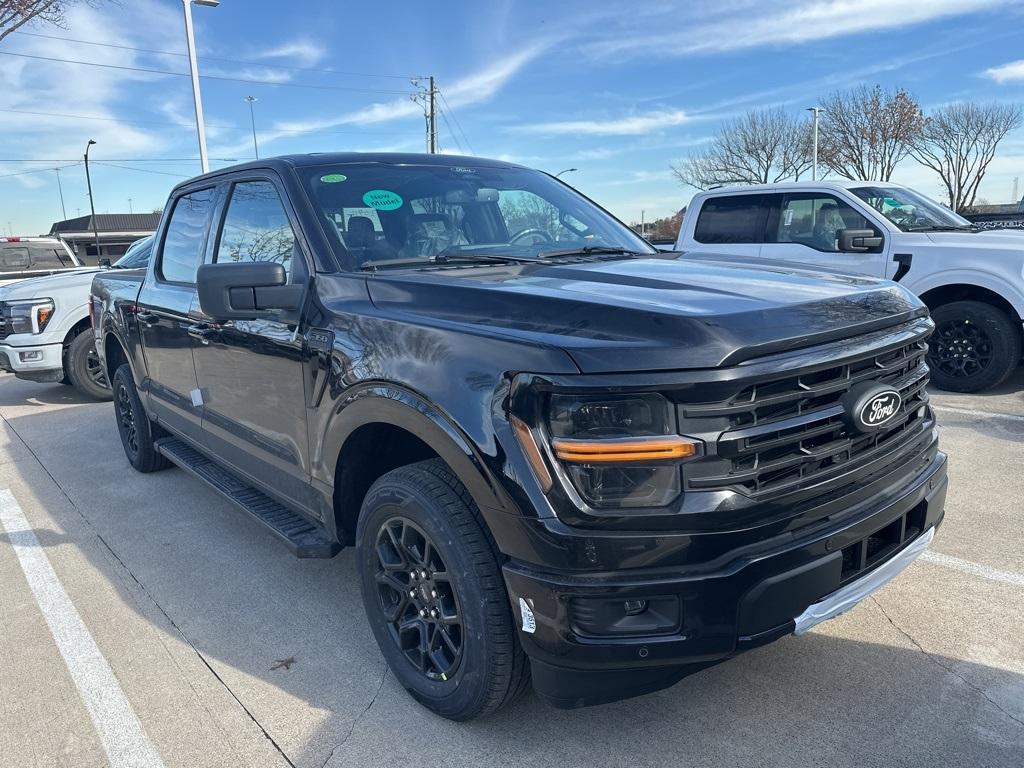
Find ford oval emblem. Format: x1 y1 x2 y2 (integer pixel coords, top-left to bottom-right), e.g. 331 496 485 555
841 383 903 433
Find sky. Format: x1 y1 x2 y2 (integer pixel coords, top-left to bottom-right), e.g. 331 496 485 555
1 0 1024 236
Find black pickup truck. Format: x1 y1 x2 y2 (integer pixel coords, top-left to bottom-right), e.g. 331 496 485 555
91 153 947 720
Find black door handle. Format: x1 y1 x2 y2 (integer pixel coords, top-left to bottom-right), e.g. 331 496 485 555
136 310 157 324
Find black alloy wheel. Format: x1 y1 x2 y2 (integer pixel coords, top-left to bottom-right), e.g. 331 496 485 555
116 380 139 457
111 364 170 473
374 517 463 681
930 317 993 380
926 300 1021 393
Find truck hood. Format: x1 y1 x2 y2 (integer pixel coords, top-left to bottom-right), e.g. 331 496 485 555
366 254 926 373
0 268 102 300
925 230 1024 253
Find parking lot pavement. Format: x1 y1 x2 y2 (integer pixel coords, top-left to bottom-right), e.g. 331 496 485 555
0 374 1021 768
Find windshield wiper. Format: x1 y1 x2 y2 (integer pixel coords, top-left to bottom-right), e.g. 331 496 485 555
360 252 542 270
905 224 978 232
537 245 644 259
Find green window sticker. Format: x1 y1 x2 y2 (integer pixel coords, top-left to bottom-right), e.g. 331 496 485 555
320 173 347 183
362 189 404 210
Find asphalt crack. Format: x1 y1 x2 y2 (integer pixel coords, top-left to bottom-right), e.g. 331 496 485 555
870 596 1024 729
0 412 298 768
320 664 389 768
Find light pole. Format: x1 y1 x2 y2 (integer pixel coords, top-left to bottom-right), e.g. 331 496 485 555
128 198 133 214
54 167 67 220
555 168 577 179
245 96 259 159
83 139 101 258
806 107 822 181
182 0 219 173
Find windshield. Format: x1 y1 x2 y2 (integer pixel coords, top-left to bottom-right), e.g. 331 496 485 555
301 162 653 268
113 235 154 269
849 186 973 231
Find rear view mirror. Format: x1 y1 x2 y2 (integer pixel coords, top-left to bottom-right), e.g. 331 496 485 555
197 261 303 322
839 229 884 253
443 187 500 204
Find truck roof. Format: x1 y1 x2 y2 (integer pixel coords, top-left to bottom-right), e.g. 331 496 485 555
181 152 529 188
704 180 907 194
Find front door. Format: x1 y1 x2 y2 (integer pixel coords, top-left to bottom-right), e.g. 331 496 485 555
190 178 315 512
137 186 219 442
760 192 889 277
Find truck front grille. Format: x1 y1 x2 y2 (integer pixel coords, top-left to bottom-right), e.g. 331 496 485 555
681 322 934 501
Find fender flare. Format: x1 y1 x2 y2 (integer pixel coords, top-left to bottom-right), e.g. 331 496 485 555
907 270 1024 320
317 383 510 515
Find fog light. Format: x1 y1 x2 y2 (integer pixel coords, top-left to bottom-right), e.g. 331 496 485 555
623 599 648 616
19 350 43 362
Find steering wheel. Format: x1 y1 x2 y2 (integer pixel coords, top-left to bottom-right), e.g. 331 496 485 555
509 228 554 245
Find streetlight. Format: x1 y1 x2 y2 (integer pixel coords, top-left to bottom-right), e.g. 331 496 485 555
83 139 101 258
245 96 259 159
555 168 577 178
182 0 219 173
806 107 822 181
128 198 134 214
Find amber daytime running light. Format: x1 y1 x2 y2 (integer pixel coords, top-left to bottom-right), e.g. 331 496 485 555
552 435 698 464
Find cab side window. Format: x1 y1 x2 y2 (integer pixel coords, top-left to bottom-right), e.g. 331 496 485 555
0 246 30 270
215 180 296 279
693 195 768 244
160 187 217 283
774 194 875 253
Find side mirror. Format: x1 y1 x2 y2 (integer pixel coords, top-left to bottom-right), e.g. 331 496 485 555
98 258 112 268
197 261 303 322
839 228 884 253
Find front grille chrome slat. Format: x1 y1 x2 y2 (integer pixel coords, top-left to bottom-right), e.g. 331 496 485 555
683 332 933 501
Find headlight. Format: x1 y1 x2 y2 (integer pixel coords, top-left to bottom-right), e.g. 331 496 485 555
543 393 699 510
1 299 55 335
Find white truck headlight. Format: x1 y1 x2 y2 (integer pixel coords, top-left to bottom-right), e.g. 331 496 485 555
1 299 55 335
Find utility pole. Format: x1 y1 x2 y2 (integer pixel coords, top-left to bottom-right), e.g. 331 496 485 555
128 198 133 214
411 76 438 154
182 0 219 173
1014 176 1020 203
806 106 822 181
83 139 101 258
640 210 645 238
245 96 259 159
54 167 67 220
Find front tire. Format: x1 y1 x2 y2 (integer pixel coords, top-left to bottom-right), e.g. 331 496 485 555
66 330 111 400
356 458 529 720
927 301 1022 393
112 364 170 473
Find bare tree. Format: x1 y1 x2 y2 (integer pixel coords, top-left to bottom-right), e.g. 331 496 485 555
671 107 812 189
0 1 105 44
818 85 924 181
911 102 1024 213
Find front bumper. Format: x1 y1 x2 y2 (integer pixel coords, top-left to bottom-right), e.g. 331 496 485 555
502 450 947 709
0 340 65 382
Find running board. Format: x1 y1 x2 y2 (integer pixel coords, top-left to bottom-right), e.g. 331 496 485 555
154 437 339 559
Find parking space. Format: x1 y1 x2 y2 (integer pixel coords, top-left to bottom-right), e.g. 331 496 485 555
0 372 1021 768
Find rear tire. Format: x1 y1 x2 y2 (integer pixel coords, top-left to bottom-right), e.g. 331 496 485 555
112 364 170 473
927 301 1022 393
356 458 530 720
66 330 111 400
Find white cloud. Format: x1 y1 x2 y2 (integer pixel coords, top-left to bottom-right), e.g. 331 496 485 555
257 40 326 66
212 42 551 157
983 60 1024 83
590 0 1009 58
511 110 690 136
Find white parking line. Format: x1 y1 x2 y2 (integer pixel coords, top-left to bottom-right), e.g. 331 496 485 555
921 549 1024 588
932 404 1024 423
0 489 166 768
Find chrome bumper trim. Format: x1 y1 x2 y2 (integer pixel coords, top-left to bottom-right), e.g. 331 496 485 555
793 526 935 635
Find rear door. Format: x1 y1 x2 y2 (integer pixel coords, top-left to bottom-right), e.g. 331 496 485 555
137 185 220 442
189 175 315 511
760 192 890 277
689 193 769 258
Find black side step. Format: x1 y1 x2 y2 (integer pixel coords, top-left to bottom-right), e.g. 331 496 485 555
154 437 340 559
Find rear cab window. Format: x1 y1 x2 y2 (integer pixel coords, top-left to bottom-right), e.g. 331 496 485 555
693 194 769 244
0 245 31 271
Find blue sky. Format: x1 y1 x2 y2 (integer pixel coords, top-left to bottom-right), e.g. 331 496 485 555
2 0 1024 236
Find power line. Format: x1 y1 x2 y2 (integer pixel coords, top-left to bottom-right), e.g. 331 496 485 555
11 30 420 81
91 161 191 177
0 50 414 95
438 108 465 154
438 91 474 154
0 162 80 179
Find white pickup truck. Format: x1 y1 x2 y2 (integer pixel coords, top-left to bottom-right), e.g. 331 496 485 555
675 181 1024 392
0 235 153 399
